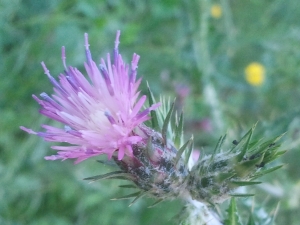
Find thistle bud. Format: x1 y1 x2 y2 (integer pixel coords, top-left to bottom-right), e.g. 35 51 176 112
113 124 189 200
186 125 286 204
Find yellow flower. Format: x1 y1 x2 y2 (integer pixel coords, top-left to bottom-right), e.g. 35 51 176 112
211 4 222 19
245 62 265 86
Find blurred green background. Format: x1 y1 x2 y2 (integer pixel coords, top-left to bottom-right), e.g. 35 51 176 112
1 0 300 224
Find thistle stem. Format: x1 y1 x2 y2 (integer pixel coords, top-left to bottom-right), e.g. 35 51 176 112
220 0 236 48
192 0 225 133
184 198 223 225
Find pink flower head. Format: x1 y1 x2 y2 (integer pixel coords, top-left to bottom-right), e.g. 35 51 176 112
21 31 160 163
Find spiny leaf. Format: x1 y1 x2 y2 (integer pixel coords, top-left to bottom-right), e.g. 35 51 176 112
251 133 285 155
250 165 283 180
119 184 137 189
174 112 184 148
147 82 159 130
247 138 263 151
212 134 227 158
162 101 175 144
184 135 194 166
84 171 134 182
129 191 149 207
230 181 261 187
105 176 135 180
236 126 254 162
270 202 281 225
274 150 287 157
234 153 265 177
146 136 155 158
263 148 280 161
215 172 235 183
175 137 193 165
229 193 255 198
148 199 164 208
224 198 243 225
263 150 287 164
246 214 256 225
231 123 257 153
111 191 141 200
96 159 118 167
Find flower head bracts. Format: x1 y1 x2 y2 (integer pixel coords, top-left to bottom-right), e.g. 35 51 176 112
21 31 160 163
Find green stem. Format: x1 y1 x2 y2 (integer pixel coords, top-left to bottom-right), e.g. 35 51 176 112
192 0 224 132
183 198 223 225
220 0 236 58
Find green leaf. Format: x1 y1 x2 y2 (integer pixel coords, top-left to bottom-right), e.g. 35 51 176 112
231 123 257 153
119 184 137 189
146 136 155 158
212 134 227 157
96 159 117 167
234 153 264 177
148 199 164 208
251 133 285 156
236 126 254 162
224 198 243 225
147 82 159 130
246 214 256 225
175 137 193 165
215 172 235 183
174 112 184 148
111 191 141 200
229 193 255 198
162 101 175 144
84 171 134 182
184 135 194 166
229 181 261 187
207 134 227 170
275 150 287 157
250 165 283 180
129 191 148 206
263 150 287 164
270 202 281 225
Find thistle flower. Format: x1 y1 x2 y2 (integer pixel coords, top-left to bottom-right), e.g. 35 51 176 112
20 31 190 203
20 31 160 163
21 31 286 222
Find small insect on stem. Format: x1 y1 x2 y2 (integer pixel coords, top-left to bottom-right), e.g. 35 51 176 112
249 153 261 160
232 140 239 145
269 143 275 147
256 162 265 168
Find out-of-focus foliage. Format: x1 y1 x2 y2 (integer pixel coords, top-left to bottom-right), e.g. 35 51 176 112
1 0 300 224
